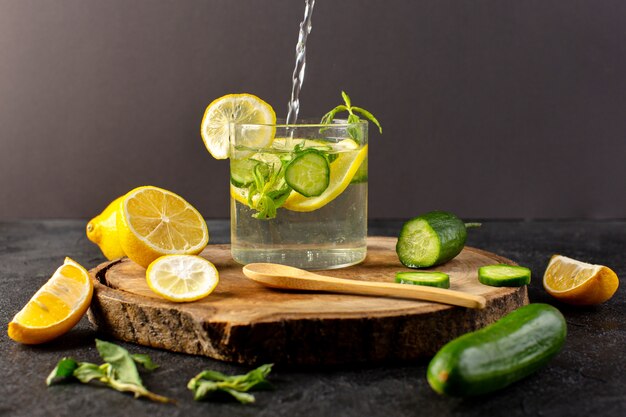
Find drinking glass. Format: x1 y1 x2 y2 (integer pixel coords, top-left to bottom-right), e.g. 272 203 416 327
229 119 368 269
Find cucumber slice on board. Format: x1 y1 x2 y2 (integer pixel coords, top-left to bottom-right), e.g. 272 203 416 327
395 271 450 288
285 150 330 197
478 264 531 287
396 211 469 268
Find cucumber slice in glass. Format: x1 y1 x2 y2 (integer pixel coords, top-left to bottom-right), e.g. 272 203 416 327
395 271 450 288
230 159 269 187
285 150 330 197
478 264 531 287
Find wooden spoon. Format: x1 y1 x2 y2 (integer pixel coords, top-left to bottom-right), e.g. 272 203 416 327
243 263 486 309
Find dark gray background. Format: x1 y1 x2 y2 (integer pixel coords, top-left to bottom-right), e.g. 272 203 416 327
1 0 625 220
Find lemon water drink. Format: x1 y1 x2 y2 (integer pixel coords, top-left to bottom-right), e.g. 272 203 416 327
229 120 368 269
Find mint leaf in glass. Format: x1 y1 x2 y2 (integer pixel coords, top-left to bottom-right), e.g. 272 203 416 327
321 91 383 141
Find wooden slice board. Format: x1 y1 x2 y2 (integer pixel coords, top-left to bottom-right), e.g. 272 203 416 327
87 237 528 366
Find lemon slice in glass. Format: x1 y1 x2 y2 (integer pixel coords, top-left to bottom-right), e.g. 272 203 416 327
117 186 209 268
283 144 368 212
8 257 93 344
146 255 219 302
200 93 276 159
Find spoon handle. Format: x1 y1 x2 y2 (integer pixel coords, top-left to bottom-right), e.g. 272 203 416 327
243 265 486 309
308 274 486 309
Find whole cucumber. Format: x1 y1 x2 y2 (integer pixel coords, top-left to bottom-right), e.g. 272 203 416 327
427 303 567 397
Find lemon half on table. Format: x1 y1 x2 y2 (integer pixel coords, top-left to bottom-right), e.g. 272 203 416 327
200 93 276 159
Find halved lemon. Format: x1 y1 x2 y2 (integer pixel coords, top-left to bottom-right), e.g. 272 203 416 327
146 255 219 302
117 186 209 268
283 144 368 212
8 258 93 344
543 255 619 305
200 93 276 159
86 195 126 260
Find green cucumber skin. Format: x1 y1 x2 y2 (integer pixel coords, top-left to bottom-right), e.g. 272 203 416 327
397 211 467 268
427 303 567 397
395 272 450 288
395 277 450 289
478 265 531 287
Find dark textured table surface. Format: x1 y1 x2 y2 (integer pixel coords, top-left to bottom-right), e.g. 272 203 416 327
1 219 624 417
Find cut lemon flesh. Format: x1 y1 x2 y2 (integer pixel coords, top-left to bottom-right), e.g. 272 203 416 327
543 255 619 305
8 257 93 344
201 93 276 159
283 144 368 212
146 255 219 302
231 183 256 206
117 186 209 268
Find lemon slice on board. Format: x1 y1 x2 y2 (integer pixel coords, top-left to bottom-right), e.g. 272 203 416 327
117 186 209 268
200 93 276 159
543 255 619 305
146 255 219 302
283 144 368 212
8 258 93 344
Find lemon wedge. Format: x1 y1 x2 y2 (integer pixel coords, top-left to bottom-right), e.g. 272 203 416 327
8 258 93 344
200 93 276 159
117 186 209 268
283 144 368 212
543 255 619 305
146 255 219 302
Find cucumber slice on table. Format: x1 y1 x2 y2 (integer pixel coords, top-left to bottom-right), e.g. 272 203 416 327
396 211 471 268
230 159 269 187
478 264 531 287
395 271 450 288
285 150 330 197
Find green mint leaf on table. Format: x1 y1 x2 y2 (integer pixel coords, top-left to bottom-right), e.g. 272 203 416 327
73 362 108 384
96 338 143 386
188 363 273 404
46 358 79 385
47 340 173 404
222 388 256 404
131 353 160 371
320 91 383 141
